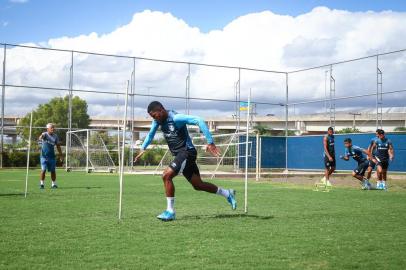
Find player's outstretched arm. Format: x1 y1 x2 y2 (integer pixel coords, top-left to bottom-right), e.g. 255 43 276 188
174 114 220 157
206 143 221 157
389 143 395 161
135 120 159 163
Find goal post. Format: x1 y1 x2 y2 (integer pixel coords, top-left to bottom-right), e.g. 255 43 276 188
66 129 116 173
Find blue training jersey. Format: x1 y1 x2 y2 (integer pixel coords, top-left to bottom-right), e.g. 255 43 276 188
375 137 393 161
40 132 59 158
369 137 378 155
344 145 366 163
323 134 335 157
141 110 214 155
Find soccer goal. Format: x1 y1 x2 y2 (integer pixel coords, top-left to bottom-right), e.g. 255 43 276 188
66 129 116 173
154 131 253 178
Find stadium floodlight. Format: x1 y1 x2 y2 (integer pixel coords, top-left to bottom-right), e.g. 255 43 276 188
66 129 115 173
24 112 33 198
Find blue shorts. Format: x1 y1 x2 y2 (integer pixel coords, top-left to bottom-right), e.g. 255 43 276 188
40 157 56 172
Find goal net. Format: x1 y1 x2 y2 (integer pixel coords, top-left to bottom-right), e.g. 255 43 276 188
66 129 116 173
154 131 253 178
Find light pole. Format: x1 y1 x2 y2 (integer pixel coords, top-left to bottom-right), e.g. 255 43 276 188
349 112 361 130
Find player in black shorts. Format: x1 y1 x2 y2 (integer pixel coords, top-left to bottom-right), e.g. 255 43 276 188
322 127 335 186
341 138 372 189
366 129 380 185
371 130 394 190
134 101 237 221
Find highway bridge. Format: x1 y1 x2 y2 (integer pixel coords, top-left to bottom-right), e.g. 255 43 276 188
2 107 406 142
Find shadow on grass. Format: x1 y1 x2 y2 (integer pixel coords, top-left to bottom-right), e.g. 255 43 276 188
0 193 24 197
181 213 274 220
59 186 102 190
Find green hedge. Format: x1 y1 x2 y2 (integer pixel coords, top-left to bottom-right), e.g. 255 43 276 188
2 152 63 167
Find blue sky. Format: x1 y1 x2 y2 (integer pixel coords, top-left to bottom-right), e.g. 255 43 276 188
1 0 406 44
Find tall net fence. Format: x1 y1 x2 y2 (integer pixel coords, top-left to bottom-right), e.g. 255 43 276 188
1 43 406 176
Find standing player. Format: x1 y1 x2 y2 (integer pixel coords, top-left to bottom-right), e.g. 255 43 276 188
340 138 372 189
371 130 394 190
366 129 380 186
134 101 237 221
39 123 63 189
321 127 335 186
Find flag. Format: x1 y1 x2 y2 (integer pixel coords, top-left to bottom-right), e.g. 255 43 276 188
240 101 250 111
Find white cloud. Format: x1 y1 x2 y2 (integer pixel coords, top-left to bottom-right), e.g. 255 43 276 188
2 21 9 27
4 7 406 119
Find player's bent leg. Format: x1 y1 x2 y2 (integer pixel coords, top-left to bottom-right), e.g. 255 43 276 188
162 167 176 197
185 164 237 210
157 167 177 221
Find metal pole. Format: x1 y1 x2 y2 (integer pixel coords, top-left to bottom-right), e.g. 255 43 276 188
118 81 130 220
24 112 33 198
130 59 135 170
1 44 6 168
67 51 73 165
256 132 259 181
185 63 191 114
285 73 289 173
237 68 241 172
244 88 251 214
86 129 89 172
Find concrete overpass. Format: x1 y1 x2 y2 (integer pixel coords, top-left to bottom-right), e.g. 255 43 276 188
2 107 406 141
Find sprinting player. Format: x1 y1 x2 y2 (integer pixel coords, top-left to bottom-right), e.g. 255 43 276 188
366 129 380 186
134 101 237 221
371 129 394 190
321 127 335 186
340 138 372 189
39 123 63 189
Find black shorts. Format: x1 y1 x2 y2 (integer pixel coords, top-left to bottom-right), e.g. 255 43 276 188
376 158 389 170
368 159 376 169
169 149 200 181
354 160 369 176
324 156 336 169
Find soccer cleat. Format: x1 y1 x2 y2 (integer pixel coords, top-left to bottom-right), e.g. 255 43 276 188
326 180 333 187
361 179 371 190
157 210 176 221
320 177 326 184
227 189 237 210
40 184 45 189
51 184 58 189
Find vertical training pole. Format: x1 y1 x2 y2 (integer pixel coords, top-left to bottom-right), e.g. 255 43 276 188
255 132 259 181
285 73 289 174
24 112 33 198
244 89 251 214
86 129 89 173
118 81 130 220
1 44 6 168
65 132 68 171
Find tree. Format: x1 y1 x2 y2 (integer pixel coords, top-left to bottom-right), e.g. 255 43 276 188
394 127 406 131
336 127 361 134
19 95 90 144
253 124 272 135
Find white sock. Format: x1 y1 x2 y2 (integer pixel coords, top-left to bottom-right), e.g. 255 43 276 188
382 180 386 187
377 180 381 186
166 197 175 212
52 181 56 186
216 187 230 198
40 180 44 185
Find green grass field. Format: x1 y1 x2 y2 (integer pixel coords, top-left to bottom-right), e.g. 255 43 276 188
1 169 405 270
